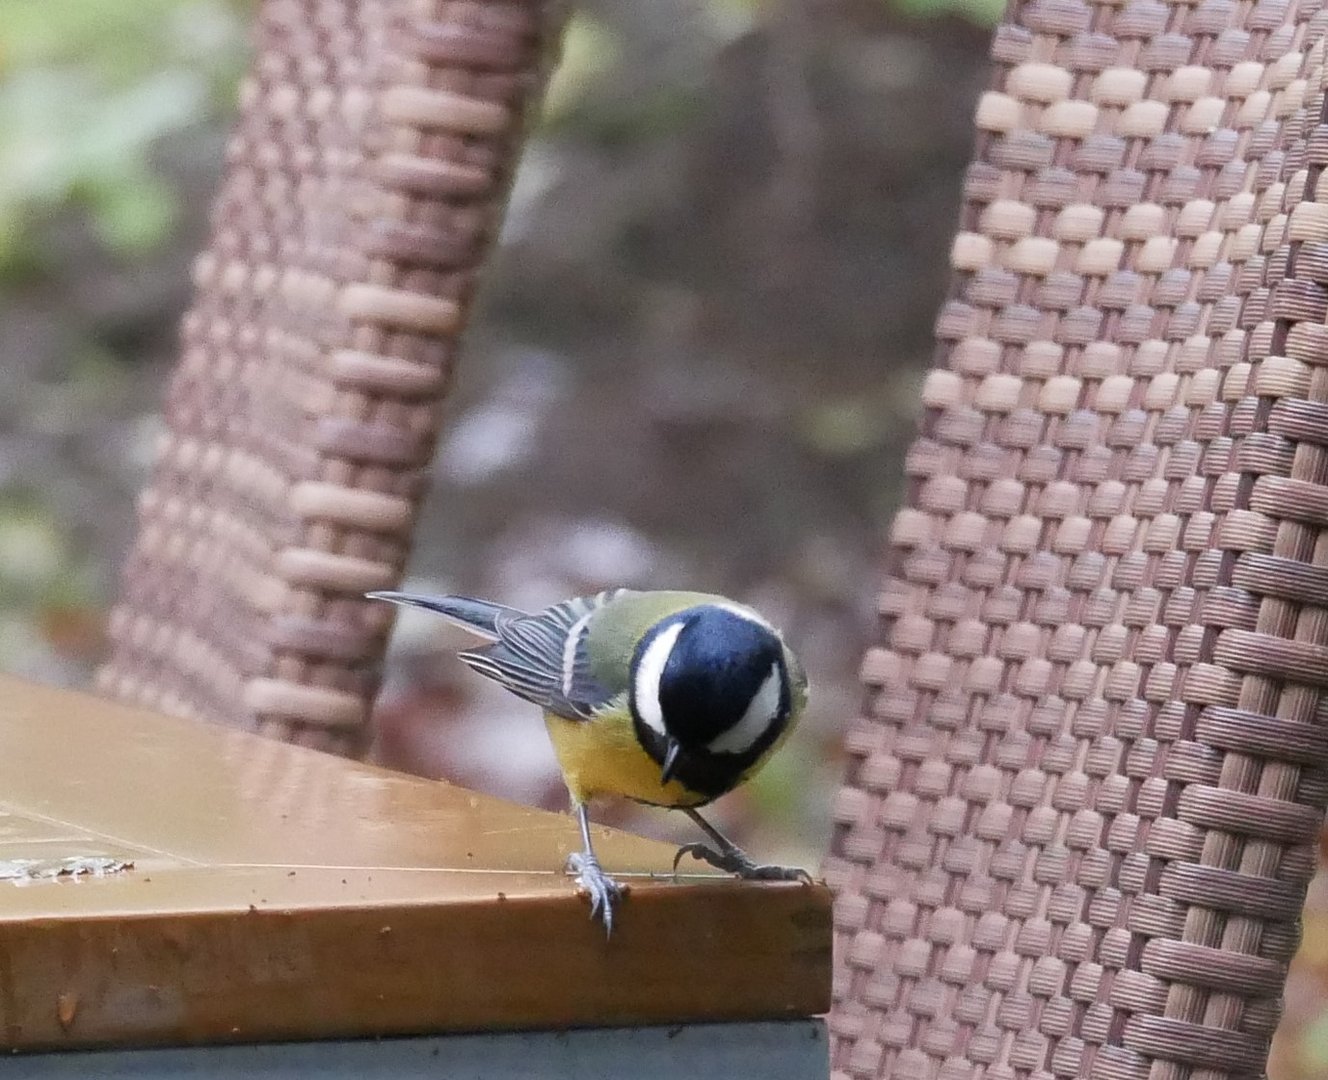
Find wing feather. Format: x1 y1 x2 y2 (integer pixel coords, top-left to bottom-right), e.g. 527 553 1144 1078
457 589 631 720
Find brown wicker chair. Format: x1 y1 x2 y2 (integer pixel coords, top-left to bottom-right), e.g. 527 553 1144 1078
826 0 1328 1078
97 0 565 754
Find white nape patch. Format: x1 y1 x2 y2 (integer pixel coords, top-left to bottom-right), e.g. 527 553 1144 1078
561 609 597 696
634 621 686 737
708 663 783 755
711 601 775 633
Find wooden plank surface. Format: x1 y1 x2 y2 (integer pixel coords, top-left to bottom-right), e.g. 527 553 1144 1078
0 675 831 1051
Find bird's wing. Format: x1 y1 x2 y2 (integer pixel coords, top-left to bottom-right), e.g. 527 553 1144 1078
457 589 632 720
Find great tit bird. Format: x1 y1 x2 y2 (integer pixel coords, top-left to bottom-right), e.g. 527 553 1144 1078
369 588 812 933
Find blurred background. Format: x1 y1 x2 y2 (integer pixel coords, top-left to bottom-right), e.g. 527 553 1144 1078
1 1 1325 1076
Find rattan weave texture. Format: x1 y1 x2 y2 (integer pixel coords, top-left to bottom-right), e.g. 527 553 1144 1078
827 1 1328 1078
98 0 563 753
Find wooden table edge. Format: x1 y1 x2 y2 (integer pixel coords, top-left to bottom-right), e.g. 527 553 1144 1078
1 878 833 1052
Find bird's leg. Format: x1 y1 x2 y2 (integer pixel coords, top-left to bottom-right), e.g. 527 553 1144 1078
564 802 625 936
673 807 814 884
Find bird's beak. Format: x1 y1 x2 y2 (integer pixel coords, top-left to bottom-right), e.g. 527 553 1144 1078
660 739 683 785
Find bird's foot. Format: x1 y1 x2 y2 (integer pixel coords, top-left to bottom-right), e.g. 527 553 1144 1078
672 842 814 884
565 851 625 936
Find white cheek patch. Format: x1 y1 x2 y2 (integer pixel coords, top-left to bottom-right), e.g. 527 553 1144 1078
634 621 685 737
707 663 783 755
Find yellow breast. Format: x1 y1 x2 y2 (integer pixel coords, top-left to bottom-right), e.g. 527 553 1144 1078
543 709 712 808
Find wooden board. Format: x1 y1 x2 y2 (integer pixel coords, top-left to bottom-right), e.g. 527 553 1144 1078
0 675 831 1051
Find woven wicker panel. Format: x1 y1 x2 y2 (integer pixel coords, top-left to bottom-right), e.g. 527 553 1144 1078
97 0 564 753
827 2 1328 1079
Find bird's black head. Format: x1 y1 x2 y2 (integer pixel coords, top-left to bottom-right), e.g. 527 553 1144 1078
629 604 795 801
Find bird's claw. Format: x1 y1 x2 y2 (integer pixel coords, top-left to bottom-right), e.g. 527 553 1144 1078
566 851 625 936
672 842 814 884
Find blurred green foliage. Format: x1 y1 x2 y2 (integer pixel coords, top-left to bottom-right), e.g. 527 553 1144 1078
893 0 1007 26
0 0 250 276
0 0 249 671
0 494 81 606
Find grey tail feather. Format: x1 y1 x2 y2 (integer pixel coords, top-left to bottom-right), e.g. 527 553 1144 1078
365 592 526 641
